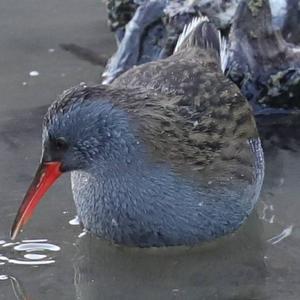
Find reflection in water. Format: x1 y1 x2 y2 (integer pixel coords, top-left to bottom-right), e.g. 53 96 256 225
0 275 31 300
78 231 88 239
260 201 276 224
72 212 267 300
268 225 294 245
10 276 31 300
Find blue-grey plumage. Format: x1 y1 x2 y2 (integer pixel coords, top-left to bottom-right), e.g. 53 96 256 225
11 18 264 247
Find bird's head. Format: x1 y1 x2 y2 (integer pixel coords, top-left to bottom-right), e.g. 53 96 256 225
11 85 137 239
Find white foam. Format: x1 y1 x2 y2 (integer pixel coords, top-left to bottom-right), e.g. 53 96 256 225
78 230 87 238
69 216 80 226
29 71 39 77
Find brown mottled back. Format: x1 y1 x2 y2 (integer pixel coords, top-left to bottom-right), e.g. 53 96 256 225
109 44 259 184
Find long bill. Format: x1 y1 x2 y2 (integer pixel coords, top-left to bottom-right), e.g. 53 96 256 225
10 161 62 240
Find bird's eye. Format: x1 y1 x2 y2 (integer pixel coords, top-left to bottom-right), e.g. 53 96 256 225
54 137 68 151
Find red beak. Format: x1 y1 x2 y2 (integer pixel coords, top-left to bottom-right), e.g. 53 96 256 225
10 161 62 240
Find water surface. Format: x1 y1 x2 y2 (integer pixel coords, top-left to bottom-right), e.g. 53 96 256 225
1 1 300 299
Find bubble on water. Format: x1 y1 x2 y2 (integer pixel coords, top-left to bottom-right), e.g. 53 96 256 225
48 48 55 53
24 254 47 260
29 71 39 77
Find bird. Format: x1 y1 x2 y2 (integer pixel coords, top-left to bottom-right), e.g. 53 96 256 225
11 17 264 247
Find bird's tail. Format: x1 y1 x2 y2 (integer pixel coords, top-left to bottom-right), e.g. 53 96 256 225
174 17 228 73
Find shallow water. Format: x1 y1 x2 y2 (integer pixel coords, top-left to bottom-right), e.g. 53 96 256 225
1 1 300 299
